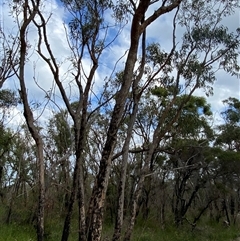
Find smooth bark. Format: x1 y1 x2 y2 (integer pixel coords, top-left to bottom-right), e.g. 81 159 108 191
18 1 44 240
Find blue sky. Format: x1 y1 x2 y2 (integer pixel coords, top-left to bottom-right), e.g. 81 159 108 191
0 0 239 128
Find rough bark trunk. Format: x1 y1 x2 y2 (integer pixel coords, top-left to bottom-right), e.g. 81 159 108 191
123 170 148 241
124 118 166 240
37 143 45 241
86 2 183 238
0 165 3 202
78 162 86 241
223 199 231 225
112 6 148 239
61 126 87 241
61 159 79 241
86 3 147 240
61 52 98 241
112 100 140 241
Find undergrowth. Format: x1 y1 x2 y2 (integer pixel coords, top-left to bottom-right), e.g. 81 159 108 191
0 219 239 241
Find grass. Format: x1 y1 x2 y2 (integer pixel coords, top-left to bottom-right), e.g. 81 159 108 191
130 219 240 241
0 220 239 241
0 223 36 241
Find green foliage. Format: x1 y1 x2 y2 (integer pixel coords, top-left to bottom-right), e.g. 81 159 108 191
146 43 169 67
215 124 240 149
215 150 240 176
216 97 240 151
112 0 131 23
2 0 240 240
0 89 19 109
151 86 169 98
62 0 112 44
169 95 213 139
0 128 13 155
222 97 240 124
47 110 73 155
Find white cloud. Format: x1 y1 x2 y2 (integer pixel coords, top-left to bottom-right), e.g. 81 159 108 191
0 0 239 128
145 3 240 123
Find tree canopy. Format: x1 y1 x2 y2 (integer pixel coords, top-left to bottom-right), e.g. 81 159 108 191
0 0 239 240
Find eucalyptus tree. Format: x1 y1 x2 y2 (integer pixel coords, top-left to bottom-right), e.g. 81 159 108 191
214 98 240 224
4 129 38 224
0 89 19 201
0 89 19 124
0 25 19 89
128 94 215 229
16 2 45 240
1 0 240 241
0 128 14 201
45 109 74 211
121 0 240 237
0 0 47 239
216 97 240 152
166 97 214 226
30 1 184 240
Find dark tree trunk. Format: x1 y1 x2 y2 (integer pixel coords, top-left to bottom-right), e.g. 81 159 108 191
112 98 141 241
86 3 148 240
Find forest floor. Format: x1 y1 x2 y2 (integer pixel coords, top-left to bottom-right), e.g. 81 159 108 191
1 220 240 241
